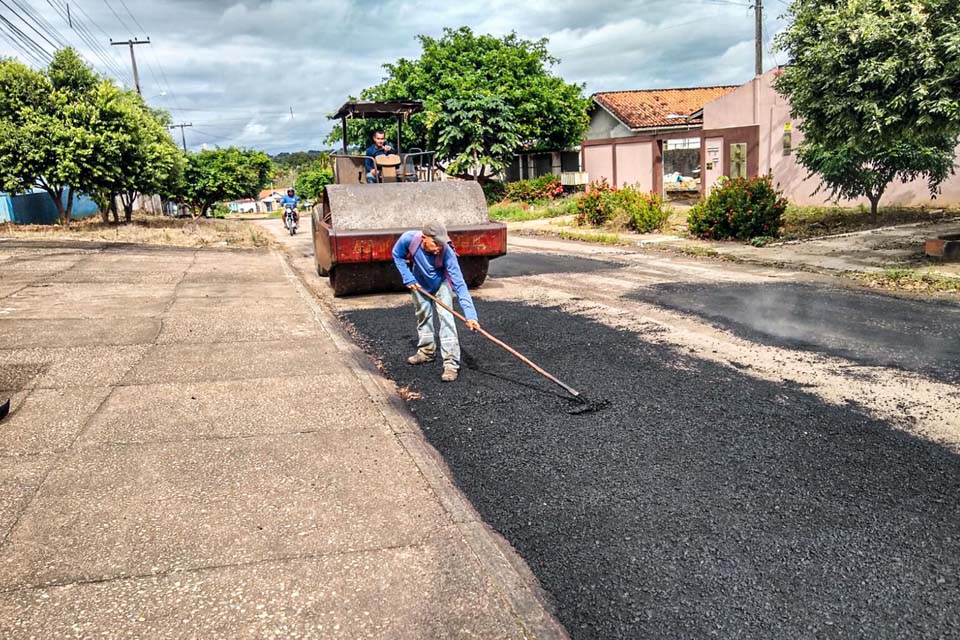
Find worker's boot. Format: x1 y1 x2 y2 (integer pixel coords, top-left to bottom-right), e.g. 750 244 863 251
441 366 459 382
407 351 434 365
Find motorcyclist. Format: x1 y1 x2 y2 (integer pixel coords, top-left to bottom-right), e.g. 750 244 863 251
280 188 300 228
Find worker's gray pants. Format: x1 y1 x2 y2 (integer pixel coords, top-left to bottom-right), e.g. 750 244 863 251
412 282 460 370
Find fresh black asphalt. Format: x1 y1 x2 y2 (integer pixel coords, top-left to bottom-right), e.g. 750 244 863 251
345 300 960 640
488 252 623 278
630 282 960 384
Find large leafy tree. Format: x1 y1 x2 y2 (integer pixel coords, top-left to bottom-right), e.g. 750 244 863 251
774 0 960 219
327 27 589 180
177 148 272 218
0 49 182 225
0 50 105 224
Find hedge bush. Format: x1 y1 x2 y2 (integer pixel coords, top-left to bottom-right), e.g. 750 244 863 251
688 175 787 240
575 179 670 232
482 181 506 204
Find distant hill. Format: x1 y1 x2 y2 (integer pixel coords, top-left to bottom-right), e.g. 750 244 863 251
270 150 332 169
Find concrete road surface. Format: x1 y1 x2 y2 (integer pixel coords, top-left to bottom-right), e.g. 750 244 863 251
0 238 564 639
266 217 960 640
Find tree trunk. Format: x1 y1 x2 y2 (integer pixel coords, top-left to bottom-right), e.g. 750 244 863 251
46 187 66 225
869 196 879 223
123 191 137 224
109 196 120 224
64 187 75 225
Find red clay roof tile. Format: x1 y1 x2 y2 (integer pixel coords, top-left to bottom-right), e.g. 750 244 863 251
594 86 738 129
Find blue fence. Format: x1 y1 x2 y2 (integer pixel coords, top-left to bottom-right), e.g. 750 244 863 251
0 190 100 225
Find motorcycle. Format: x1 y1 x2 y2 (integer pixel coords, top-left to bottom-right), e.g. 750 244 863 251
283 203 298 236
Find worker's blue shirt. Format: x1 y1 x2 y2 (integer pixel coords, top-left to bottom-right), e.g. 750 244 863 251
392 231 478 321
364 143 398 172
280 195 299 206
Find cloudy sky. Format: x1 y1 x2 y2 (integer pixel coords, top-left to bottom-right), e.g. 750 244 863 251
0 0 790 153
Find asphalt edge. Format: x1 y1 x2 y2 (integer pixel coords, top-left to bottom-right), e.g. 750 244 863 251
274 250 569 640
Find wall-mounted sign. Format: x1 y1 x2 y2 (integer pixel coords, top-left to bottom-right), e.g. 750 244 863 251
784 122 792 132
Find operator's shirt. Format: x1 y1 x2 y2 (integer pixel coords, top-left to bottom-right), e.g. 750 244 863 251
364 143 398 172
280 195 299 207
392 231 478 321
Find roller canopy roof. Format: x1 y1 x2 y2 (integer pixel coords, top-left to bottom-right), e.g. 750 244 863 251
332 101 424 120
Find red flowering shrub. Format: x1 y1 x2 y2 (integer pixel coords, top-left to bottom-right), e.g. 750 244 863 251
576 179 670 232
503 175 564 203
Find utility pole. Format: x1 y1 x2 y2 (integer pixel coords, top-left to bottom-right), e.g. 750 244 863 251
754 0 763 76
169 123 192 152
110 37 150 95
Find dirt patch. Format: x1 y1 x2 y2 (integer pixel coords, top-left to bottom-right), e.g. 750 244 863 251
0 215 274 249
345 299 960 640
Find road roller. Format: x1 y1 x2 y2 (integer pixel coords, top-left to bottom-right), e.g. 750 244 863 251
311 100 507 296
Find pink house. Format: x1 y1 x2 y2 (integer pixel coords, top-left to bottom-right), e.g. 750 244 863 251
581 86 738 198
700 69 960 207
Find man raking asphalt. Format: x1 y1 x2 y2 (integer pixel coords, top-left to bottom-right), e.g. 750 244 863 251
392 222 600 411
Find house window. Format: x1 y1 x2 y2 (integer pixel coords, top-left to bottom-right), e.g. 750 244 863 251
561 151 580 172
533 154 552 177
729 143 747 179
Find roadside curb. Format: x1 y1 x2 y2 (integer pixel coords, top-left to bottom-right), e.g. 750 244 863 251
275 250 569 640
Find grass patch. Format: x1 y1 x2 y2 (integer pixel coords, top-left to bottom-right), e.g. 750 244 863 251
781 205 957 240
558 230 623 245
0 214 274 249
677 245 720 258
489 195 580 222
858 268 960 294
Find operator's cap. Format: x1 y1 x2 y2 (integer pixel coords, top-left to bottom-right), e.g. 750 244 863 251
423 221 451 245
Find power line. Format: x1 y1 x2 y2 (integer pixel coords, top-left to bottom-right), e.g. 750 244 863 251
0 15 50 65
0 0 63 51
42 0 131 82
0 13 54 62
67 0 110 40
116 0 144 33
100 0 132 34
89 0 183 108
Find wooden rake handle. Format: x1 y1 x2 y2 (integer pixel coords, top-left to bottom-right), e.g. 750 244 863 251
412 286 581 399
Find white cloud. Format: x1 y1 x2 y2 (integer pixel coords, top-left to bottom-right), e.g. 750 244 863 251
0 0 790 152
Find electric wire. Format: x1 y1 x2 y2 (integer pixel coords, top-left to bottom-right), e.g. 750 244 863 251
42 0 132 81
0 15 50 65
100 0 131 34
0 0 63 51
116 0 143 33
0 12 53 62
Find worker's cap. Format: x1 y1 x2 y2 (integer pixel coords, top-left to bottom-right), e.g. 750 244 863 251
423 221 451 245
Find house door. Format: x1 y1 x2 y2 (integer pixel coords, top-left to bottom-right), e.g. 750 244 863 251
703 137 723 193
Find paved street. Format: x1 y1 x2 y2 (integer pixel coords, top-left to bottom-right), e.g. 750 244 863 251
0 239 562 638
265 218 960 639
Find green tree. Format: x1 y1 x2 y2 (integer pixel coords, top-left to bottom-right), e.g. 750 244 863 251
112 97 184 223
0 50 106 224
178 148 272 218
435 95 521 177
326 27 589 179
774 0 960 219
294 164 333 201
